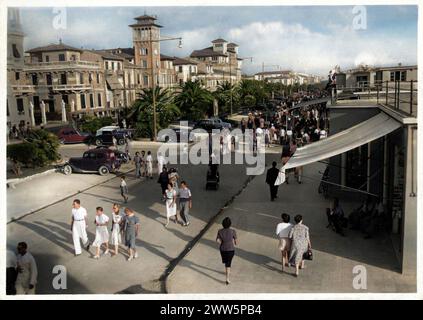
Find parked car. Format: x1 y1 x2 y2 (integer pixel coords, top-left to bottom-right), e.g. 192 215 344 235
57 127 90 144
209 117 232 129
194 119 224 132
62 148 118 176
95 146 130 164
94 126 128 146
157 128 194 143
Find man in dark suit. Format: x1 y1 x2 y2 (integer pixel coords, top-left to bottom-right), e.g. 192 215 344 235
266 161 280 201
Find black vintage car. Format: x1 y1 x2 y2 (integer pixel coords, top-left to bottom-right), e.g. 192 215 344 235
62 148 118 176
93 127 128 146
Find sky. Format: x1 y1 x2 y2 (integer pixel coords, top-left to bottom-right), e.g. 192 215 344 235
14 5 418 76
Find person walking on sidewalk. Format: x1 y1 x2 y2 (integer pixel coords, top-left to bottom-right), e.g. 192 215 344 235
93 207 110 259
276 213 293 272
216 217 238 285
289 215 312 277
266 161 280 201
134 152 142 178
120 175 129 203
71 199 90 256
146 151 154 179
158 166 169 197
15 242 37 295
110 203 123 257
157 152 167 175
179 181 192 226
164 183 178 227
140 150 147 177
123 207 140 261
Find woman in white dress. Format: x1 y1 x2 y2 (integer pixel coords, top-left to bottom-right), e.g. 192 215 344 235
146 151 153 179
110 203 122 256
165 183 178 227
93 207 110 259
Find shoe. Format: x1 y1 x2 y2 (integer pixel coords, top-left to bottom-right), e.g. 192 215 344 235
226 280 230 285
165 222 169 227
186 222 190 226
94 255 100 259
86 244 90 251
127 256 133 261
134 252 139 259
104 249 110 255
75 253 81 257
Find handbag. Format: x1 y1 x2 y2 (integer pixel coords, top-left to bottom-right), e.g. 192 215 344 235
303 249 313 260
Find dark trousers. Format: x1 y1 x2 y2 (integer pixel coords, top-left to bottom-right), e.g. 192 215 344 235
269 185 279 201
6 267 17 295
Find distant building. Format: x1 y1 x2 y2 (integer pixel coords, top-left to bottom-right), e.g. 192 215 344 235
254 70 322 85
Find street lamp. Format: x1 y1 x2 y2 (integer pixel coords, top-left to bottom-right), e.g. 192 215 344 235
149 31 182 141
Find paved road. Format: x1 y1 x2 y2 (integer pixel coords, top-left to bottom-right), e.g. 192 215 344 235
167 162 416 293
7 145 281 294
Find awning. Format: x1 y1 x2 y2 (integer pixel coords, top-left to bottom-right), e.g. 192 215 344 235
283 112 402 170
106 76 123 90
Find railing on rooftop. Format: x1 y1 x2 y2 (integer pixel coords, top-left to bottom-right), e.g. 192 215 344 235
335 80 417 117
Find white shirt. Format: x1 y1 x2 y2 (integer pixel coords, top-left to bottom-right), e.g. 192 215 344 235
158 155 167 166
146 154 153 163
287 130 293 136
95 213 109 225
120 180 127 188
276 222 293 238
72 206 87 221
17 252 38 285
255 128 263 136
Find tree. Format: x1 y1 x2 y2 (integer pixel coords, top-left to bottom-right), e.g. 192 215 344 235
176 80 214 120
214 81 240 115
238 79 268 107
128 87 180 139
79 115 114 135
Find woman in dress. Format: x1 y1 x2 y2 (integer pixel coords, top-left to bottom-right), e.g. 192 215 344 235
216 217 238 285
289 214 311 277
110 203 123 256
276 213 293 272
146 151 153 179
164 183 178 227
93 207 110 259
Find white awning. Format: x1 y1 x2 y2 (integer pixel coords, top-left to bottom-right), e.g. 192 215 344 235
283 112 402 170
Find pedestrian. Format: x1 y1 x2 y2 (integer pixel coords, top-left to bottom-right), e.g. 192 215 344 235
146 151 153 179
15 242 37 295
93 207 110 259
329 198 346 236
289 215 312 277
164 183 178 227
276 213 293 272
70 199 90 256
134 152 142 178
6 249 17 295
157 152 167 175
266 161 280 201
110 203 123 257
123 207 140 261
120 175 129 203
216 217 237 285
179 181 192 226
140 150 146 177
158 166 169 196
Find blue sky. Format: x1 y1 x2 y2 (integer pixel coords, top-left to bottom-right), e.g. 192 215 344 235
16 5 418 75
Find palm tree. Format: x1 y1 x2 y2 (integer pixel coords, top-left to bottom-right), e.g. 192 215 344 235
176 80 214 120
214 81 240 115
128 87 180 139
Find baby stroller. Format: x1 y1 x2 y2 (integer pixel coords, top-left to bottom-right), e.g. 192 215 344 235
206 163 220 190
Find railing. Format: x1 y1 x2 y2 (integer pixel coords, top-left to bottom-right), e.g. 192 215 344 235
11 84 36 93
25 60 101 70
52 84 93 91
335 80 417 117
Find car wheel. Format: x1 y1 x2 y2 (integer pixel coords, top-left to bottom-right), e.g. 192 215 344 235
63 165 72 175
95 139 102 146
98 165 109 176
118 138 125 145
59 138 65 145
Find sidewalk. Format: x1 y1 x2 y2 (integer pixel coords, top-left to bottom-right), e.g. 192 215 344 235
167 162 416 293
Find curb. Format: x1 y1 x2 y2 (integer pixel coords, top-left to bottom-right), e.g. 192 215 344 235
7 168 57 189
7 167 134 224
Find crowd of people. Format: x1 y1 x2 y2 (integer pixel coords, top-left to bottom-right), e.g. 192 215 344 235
7 121 33 142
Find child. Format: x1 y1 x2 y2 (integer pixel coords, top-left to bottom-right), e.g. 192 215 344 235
110 203 123 256
120 176 129 203
123 207 140 261
93 207 110 259
146 151 153 179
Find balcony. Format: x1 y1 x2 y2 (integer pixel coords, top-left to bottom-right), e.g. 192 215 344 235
25 60 101 72
11 84 36 95
51 84 93 93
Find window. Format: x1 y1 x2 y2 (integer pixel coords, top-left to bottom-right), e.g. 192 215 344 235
97 73 100 83
80 73 84 84
143 75 149 86
15 72 20 81
60 73 67 85
89 73 93 83
178 66 183 72
111 62 115 70
140 48 148 55
45 55 49 62
117 62 121 70
31 74 38 85
89 94 94 108
16 98 24 114
105 61 109 69
401 71 407 81
12 44 21 58
71 55 76 61
156 60 159 68
98 93 102 106
59 54 65 61
80 94 86 109
137 74 140 84
212 56 218 61
142 60 148 68
7 99 10 116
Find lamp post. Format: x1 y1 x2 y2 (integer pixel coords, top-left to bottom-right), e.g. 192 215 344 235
149 30 182 141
